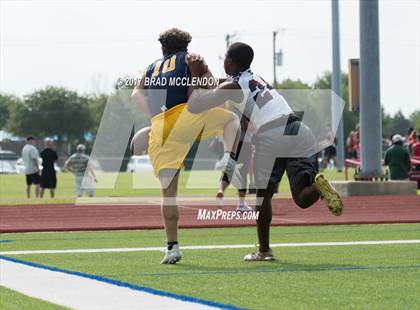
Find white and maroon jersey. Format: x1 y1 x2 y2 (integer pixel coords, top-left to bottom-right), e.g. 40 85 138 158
229 69 293 130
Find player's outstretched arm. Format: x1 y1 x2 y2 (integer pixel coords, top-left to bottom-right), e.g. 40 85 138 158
187 81 243 114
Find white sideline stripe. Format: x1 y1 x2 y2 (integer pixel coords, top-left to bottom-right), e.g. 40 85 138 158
1 240 419 255
0 259 214 310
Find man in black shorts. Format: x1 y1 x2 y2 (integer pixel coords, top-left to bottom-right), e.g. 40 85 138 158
188 42 344 261
40 139 58 198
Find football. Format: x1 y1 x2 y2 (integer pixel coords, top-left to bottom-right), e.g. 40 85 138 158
187 53 209 77
130 126 151 155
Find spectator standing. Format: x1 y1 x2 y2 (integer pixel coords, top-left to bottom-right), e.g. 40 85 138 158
40 139 58 198
353 126 360 158
411 133 420 171
347 125 360 159
407 128 416 154
412 133 420 156
406 127 415 149
21 136 40 198
384 134 411 180
322 127 338 170
346 130 354 158
65 144 97 197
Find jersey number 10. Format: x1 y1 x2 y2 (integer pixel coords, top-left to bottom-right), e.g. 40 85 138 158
151 55 177 77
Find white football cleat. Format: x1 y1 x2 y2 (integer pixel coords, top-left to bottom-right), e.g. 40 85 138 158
237 202 252 212
244 248 275 261
160 244 182 264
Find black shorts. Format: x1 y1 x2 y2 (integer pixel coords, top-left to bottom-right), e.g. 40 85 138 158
26 172 40 186
324 145 337 157
40 171 57 189
253 116 318 191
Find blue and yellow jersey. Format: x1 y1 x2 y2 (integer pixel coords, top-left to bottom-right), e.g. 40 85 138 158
144 51 190 117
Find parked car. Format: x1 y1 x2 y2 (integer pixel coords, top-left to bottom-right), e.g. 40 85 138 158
0 150 18 161
0 160 17 174
0 150 18 174
15 158 61 174
126 155 153 173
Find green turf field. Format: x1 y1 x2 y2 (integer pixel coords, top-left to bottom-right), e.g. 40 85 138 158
0 286 67 310
1 224 419 309
0 169 352 205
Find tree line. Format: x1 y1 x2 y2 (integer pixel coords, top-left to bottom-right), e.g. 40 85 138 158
0 88 108 147
0 72 419 150
277 72 419 141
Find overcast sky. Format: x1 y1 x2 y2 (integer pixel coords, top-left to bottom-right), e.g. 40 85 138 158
1 0 419 116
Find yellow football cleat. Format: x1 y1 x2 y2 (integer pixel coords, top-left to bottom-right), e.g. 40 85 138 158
315 174 344 216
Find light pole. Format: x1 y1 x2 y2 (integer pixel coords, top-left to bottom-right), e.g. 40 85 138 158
225 33 237 49
273 30 285 86
359 0 382 178
273 30 278 86
331 0 345 171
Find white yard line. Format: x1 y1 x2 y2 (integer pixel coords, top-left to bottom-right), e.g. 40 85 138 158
276 218 305 223
0 259 217 310
178 205 200 210
1 240 419 256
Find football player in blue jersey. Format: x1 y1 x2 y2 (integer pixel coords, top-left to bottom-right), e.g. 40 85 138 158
132 28 243 264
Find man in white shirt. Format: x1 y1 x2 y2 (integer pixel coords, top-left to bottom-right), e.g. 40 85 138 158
65 144 97 197
21 136 40 198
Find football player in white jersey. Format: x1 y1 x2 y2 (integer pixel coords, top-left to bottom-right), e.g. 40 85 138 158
188 42 343 261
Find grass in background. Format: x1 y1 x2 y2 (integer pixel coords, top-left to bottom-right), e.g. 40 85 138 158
0 286 68 310
0 169 351 205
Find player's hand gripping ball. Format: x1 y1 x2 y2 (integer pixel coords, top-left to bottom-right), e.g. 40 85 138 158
130 126 151 155
187 53 208 77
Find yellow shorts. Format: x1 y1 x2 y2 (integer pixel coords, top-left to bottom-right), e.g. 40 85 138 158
148 103 232 176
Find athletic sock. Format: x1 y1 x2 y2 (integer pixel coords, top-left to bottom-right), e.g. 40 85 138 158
221 151 237 163
221 152 237 183
167 241 178 250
